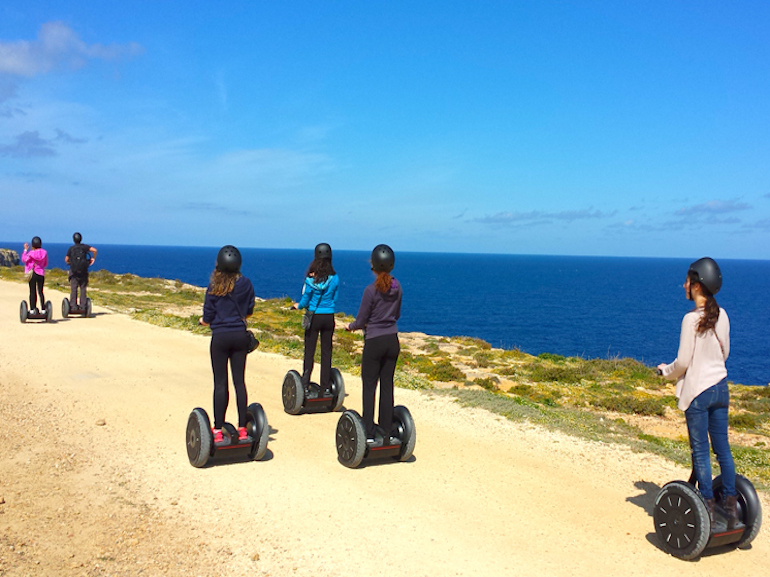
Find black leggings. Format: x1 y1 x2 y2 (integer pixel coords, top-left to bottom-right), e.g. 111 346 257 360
28 273 45 310
210 330 250 429
302 313 335 388
361 333 400 437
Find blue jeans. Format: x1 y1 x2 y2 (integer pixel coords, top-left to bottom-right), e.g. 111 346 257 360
684 378 736 500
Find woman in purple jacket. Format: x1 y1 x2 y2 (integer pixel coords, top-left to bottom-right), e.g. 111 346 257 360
21 236 48 314
199 245 255 444
346 244 402 439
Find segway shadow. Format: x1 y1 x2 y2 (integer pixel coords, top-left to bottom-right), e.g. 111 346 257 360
335 405 416 468
20 300 52 323
186 403 270 468
282 368 345 414
653 469 762 560
62 297 92 318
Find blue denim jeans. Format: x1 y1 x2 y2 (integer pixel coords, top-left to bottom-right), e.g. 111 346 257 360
684 378 736 500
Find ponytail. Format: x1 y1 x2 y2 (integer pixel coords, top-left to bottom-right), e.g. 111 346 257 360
689 271 719 334
374 271 393 293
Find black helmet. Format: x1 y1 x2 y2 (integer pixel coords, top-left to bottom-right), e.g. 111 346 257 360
688 257 722 295
371 244 395 273
73 232 82 244
31 236 42 249
314 243 332 261
216 245 242 273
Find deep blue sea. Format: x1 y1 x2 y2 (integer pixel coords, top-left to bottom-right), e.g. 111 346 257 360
5 242 768 386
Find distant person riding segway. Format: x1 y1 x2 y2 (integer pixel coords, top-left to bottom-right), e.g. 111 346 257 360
336 244 415 468
20 236 52 323
284 243 345 414
63 232 97 318
186 245 269 467
654 258 762 559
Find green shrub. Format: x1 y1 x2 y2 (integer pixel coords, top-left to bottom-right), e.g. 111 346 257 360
473 376 500 391
730 413 760 431
538 352 566 362
473 352 492 368
427 359 466 382
591 394 667 417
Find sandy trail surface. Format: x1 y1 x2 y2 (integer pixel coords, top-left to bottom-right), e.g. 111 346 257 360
0 279 767 576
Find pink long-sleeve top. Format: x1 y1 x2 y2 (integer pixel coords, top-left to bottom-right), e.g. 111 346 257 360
21 248 48 276
660 307 730 411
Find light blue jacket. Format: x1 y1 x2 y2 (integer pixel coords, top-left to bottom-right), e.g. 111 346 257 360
297 274 339 314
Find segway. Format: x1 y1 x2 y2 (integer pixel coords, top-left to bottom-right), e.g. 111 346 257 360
335 405 416 468
20 300 52 323
186 402 269 468
282 368 345 414
653 469 762 559
62 297 92 318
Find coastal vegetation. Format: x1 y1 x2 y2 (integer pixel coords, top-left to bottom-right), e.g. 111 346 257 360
2 265 768 488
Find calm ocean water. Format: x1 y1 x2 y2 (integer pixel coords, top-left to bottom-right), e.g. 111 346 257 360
5 241 768 386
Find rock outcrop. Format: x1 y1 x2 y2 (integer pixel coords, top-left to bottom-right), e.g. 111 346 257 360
0 248 20 267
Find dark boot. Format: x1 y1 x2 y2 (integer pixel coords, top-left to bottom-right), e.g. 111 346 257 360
723 495 740 530
705 498 716 531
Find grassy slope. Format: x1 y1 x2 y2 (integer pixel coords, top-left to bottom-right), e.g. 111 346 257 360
3 265 768 488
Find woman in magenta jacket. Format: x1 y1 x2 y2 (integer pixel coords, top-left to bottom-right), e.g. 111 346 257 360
21 236 48 314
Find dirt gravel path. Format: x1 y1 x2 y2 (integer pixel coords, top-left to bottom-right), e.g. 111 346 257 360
1 279 767 576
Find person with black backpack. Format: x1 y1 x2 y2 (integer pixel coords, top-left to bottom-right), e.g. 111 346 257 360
65 232 97 309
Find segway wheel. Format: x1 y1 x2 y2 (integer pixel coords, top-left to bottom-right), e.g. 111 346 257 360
86 298 92 318
713 474 763 549
653 481 710 559
186 408 213 468
282 370 305 414
45 301 52 322
393 405 416 461
62 298 70 318
330 368 346 412
20 301 28 323
336 410 366 468
246 403 269 461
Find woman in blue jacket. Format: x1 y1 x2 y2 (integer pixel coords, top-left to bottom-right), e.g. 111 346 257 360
199 245 255 444
293 243 340 395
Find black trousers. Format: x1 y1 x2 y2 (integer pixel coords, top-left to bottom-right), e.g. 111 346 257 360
28 273 45 310
361 333 400 437
210 330 250 429
302 313 335 388
69 274 89 307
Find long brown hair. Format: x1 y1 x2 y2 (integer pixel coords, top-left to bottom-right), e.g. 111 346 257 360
374 271 393 293
688 271 720 334
305 258 336 284
208 270 241 296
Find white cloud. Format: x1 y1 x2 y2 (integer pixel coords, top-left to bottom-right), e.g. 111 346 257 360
474 208 616 225
0 131 55 158
0 21 143 77
674 199 751 216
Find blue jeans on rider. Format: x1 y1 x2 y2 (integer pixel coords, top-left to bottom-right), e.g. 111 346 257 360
684 378 736 500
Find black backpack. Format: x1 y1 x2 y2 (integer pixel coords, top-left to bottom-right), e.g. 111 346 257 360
70 244 90 274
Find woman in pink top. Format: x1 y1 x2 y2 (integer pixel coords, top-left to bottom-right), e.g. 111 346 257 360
657 257 738 529
21 236 48 314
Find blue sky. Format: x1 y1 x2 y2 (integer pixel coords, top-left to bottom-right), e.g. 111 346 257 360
1 1 769 258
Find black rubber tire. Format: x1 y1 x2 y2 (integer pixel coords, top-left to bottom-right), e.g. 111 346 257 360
393 405 416 461
20 301 28 324
186 408 212 468
331 368 345 412
247 403 269 461
45 301 52 322
62 298 70 318
336 410 366 468
654 481 710 560
282 370 304 414
86 298 92 318
713 474 763 549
